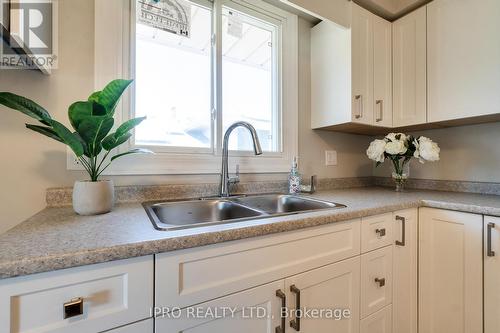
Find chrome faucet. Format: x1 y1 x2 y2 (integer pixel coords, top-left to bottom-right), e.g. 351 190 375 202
220 122 263 197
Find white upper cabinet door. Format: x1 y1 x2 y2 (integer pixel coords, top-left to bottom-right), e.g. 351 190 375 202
156 280 284 333
392 6 427 127
427 0 500 122
392 209 418 333
351 4 374 125
419 208 483 333
484 216 500 333
373 15 392 128
285 257 361 333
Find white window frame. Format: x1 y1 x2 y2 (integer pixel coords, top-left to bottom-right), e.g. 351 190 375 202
71 0 298 175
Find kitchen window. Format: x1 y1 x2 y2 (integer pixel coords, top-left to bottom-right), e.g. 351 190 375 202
87 0 298 175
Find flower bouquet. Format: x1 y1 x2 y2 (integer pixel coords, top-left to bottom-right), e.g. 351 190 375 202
367 133 440 191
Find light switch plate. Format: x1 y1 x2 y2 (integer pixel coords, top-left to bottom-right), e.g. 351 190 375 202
325 150 337 166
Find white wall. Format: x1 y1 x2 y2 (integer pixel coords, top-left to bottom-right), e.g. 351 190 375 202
0 6 372 233
373 122 500 182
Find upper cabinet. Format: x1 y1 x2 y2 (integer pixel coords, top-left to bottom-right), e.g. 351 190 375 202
311 4 392 132
307 0 500 134
392 7 427 127
427 0 500 123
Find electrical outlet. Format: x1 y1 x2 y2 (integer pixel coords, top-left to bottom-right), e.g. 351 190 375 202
325 150 337 166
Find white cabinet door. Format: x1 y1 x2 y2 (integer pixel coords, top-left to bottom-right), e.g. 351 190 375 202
419 208 483 333
156 280 284 333
392 209 417 333
351 4 374 125
360 305 392 333
427 0 500 122
360 246 393 318
285 257 360 333
392 6 426 127
484 216 500 333
372 15 392 128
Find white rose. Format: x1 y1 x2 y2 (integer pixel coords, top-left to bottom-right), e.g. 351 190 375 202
418 137 440 162
366 139 386 162
385 140 407 155
386 132 407 143
413 139 424 163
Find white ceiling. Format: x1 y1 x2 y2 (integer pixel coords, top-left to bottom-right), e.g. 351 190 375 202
354 0 432 21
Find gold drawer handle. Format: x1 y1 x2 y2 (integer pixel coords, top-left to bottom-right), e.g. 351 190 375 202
63 297 84 319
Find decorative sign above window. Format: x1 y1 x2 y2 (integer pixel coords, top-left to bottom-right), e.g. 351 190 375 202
137 0 191 37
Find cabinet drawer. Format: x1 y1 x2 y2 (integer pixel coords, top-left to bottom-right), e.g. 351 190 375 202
107 319 153 333
156 219 361 308
361 213 393 253
0 256 153 333
360 305 392 333
361 246 393 318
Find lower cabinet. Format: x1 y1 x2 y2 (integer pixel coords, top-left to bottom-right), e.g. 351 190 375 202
156 280 284 333
392 209 418 333
284 257 360 333
360 246 393 318
157 258 361 333
484 216 500 333
419 208 483 333
0 256 154 333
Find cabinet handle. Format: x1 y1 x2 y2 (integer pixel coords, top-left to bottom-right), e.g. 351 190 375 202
63 297 84 319
355 95 363 119
375 228 386 237
275 290 286 333
395 215 406 246
374 277 386 287
487 223 496 257
290 285 301 331
376 100 383 122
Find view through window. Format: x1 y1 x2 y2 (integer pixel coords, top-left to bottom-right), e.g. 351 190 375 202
135 0 280 153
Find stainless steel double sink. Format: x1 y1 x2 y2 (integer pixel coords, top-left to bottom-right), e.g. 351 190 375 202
144 194 346 231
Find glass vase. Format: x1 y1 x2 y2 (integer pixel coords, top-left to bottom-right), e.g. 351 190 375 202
391 159 410 192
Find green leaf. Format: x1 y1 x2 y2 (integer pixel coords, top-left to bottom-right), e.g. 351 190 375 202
110 148 153 162
77 117 114 155
68 101 109 131
73 132 90 157
68 101 92 130
102 132 132 151
0 92 51 124
116 116 146 137
48 120 84 157
88 79 133 115
26 124 63 143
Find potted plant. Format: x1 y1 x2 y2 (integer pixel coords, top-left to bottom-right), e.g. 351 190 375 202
367 133 440 191
0 79 151 215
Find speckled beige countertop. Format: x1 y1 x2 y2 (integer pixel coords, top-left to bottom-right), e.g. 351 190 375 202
1 187 500 280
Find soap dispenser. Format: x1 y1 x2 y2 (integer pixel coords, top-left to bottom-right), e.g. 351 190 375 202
288 157 301 194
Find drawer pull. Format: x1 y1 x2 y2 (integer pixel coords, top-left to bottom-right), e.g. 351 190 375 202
375 228 386 237
374 278 386 287
275 290 286 333
63 297 84 319
290 285 301 331
395 215 406 246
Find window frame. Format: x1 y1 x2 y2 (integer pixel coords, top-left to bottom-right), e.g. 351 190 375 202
74 0 298 175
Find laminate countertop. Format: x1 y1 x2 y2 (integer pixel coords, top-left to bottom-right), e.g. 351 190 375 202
1 187 500 279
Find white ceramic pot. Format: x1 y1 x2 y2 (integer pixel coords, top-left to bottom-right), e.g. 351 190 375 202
72 180 115 216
